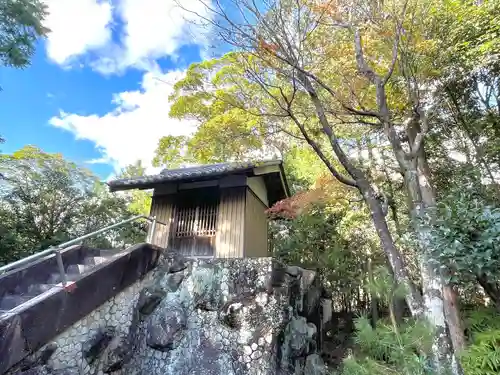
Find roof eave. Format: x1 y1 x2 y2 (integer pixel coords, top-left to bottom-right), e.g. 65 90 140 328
107 160 290 196
278 162 291 198
108 182 154 192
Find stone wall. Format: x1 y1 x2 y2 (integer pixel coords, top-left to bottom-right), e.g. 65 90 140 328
13 254 329 375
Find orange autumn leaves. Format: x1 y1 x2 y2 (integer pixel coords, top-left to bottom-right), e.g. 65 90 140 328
267 173 354 219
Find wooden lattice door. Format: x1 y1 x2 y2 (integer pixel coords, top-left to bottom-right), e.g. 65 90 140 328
171 200 218 257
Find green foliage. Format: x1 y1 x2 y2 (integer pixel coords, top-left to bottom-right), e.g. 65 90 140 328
152 135 194 168
439 0 500 70
339 266 434 375
283 145 329 191
366 266 408 307
461 330 500 375
158 54 279 167
271 202 381 311
428 0 500 199
272 204 350 270
0 146 146 265
464 306 500 334
340 316 434 375
424 185 500 375
423 186 500 284
117 161 152 215
0 0 49 68
460 307 500 375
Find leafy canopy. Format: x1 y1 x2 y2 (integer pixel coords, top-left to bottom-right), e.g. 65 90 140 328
0 0 49 68
0 146 145 264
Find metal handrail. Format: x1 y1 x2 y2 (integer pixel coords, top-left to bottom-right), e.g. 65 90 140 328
0 215 167 283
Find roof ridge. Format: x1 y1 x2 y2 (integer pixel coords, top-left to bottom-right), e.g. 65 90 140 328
158 159 280 174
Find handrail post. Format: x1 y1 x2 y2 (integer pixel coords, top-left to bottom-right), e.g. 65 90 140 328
54 248 68 287
149 216 157 245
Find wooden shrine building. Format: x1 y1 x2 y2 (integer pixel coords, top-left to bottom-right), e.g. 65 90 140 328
108 160 289 258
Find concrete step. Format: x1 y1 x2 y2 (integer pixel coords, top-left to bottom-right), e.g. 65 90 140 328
27 283 55 295
83 256 108 266
46 272 81 284
99 249 123 258
0 295 33 310
66 264 91 275
46 273 62 284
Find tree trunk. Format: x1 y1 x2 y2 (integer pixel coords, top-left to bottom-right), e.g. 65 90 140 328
367 253 379 328
401 168 461 374
443 285 466 352
351 29 460 372
477 274 500 312
419 256 455 372
407 118 466 373
298 72 426 318
358 177 425 317
392 296 405 324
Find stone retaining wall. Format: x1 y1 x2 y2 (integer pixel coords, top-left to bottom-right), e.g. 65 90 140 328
13 254 330 375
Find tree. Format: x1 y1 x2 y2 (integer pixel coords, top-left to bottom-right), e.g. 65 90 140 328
0 146 94 257
424 187 500 312
0 0 49 68
173 0 421 313
0 146 145 265
155 56 287 166
427 0 500 200
170 0 476 371
117 161 152 216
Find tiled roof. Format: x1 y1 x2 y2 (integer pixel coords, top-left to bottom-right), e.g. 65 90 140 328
108 160 284 191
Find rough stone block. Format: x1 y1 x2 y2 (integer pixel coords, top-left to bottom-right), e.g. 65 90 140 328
82 326 115 364
137 287 166 316
102 335 131 373
146 301 187 351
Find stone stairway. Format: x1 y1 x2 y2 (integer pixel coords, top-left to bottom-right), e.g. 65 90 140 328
0 247 124 314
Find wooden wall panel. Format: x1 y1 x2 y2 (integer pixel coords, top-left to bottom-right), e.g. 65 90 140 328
148 195 174 248
215 187 246 258
244 188 269 257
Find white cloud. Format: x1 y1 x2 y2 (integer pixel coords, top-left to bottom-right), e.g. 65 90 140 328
44 1 212 175
44 0 113 65
85 157 110 164
117 0 209 67
49 70 197 172
44 0 211 73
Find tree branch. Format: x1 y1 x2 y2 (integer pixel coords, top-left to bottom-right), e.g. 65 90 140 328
382 0 408 86
406 108 430 158
354 29 377 84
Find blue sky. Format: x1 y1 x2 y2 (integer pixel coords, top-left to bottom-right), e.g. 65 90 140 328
0 0 209 179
